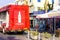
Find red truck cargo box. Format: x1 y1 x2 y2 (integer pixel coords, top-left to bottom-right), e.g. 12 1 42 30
9 5 30 31
0 5 30 32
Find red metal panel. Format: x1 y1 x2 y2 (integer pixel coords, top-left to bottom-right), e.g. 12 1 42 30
8 9 14 30
13 10 25 30
25 6 30 30
0 5 30 31
8 5 30 31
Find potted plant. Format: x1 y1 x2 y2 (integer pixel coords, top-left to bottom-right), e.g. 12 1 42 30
30 31 39 40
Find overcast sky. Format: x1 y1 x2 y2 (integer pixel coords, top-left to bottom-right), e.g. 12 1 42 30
0 0 54 8
0 0 15 8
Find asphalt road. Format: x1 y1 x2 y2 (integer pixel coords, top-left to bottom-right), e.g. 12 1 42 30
0 32 31 40
0 32 60 40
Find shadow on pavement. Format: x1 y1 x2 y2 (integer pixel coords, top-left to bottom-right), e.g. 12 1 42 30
0 37 5 40
6 32 27 35
7 36 20 40
0 32 24 40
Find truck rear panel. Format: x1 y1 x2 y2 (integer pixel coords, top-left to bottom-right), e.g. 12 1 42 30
8 5 30 31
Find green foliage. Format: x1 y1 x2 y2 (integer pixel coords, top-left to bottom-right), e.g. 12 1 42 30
44 2 53 11
48 4 53 10
30 31 39 36
44 32 52 38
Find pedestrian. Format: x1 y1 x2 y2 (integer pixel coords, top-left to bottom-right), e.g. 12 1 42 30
35 24 38 31
2 22 6 33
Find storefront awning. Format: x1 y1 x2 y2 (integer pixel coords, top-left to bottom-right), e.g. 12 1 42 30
36 13 48 18
36 11 60 18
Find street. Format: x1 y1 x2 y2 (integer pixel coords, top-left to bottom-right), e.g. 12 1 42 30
0 31 60 40
0 32 30 40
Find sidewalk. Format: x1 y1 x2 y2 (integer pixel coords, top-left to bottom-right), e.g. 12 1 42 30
29 28 60 40
29 31 60 40
40 32 60 40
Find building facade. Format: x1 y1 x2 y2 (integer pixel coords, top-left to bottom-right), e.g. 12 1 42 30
15 0 54 28
53 0 60 9
28 0 54 27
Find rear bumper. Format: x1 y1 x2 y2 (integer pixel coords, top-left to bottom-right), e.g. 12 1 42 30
5 28 29 32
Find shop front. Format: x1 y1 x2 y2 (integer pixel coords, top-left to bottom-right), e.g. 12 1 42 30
36 12 60 38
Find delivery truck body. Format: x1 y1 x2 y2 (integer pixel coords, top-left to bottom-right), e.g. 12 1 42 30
0 5 30 33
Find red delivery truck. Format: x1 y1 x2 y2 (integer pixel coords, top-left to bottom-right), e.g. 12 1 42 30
0 5 30 33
